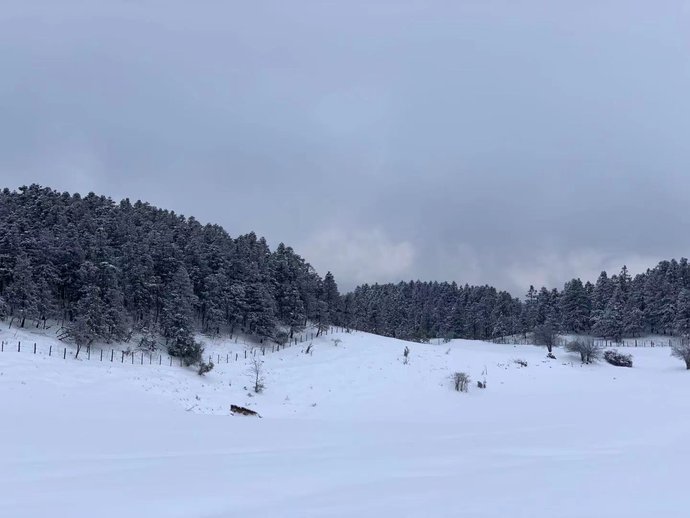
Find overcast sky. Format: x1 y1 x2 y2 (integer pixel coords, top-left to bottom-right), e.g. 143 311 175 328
2 1 690 293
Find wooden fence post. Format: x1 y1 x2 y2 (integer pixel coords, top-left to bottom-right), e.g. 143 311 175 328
49 345 52 356
63 347 66 359
111 349 114 362
235 353 238 361
121 351 125 363
18 342 21 352
33 343 36 354
100 349 103 361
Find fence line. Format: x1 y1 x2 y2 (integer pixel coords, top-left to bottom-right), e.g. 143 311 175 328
0 326 352 369
490 336 673 348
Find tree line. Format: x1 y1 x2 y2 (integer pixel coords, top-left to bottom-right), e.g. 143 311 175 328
2 185 690 353
0 185 340 364
338 261 690 343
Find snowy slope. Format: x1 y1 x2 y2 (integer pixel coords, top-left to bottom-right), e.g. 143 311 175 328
1 327 689 517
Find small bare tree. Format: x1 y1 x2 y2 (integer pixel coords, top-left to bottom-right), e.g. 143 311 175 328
534 323 558 354
453 372 470 392
249 356 265 393
331 338 342 347
565 338 601 364
670 339 690 370
402 346 410 364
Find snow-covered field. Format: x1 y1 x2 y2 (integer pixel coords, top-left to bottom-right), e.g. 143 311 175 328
1 327 689 517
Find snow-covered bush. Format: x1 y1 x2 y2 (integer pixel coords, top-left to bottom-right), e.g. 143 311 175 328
565 338 601 364
603 350 633 368
670 340 690 370
453 372 470 392
275 331 289 346
197 360 214 376
168 334 204 367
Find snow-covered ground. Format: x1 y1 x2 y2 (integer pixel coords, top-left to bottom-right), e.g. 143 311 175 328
1 326 688 517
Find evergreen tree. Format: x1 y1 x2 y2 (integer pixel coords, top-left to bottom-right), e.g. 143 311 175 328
162 266 202 365
5 253 38 327
592 286 625 342
560 278 590 333
674 288 690 337
322 272 341 325
523 285 538 332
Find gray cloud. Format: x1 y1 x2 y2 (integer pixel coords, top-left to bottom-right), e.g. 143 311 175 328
2 1 689 293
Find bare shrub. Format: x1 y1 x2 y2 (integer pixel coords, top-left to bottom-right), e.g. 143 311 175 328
453 372 471 392
138 333 158 352
403 346 410 364
513 359 528 368
249 356 265 393
603 350 633 368
565 338 601 364
534 323 558 353
332 338 342 347
670 339 690 370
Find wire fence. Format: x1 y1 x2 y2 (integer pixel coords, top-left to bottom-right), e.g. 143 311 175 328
0 326 352 368
490 336 674 348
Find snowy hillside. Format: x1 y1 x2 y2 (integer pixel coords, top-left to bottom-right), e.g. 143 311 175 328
1 327 689 517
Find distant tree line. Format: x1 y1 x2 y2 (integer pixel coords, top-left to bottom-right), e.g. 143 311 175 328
0 185 340 364
339 262 690 343
3 185 690 350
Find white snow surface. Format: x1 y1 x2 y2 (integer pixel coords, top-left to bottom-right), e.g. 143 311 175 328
1 327 689 517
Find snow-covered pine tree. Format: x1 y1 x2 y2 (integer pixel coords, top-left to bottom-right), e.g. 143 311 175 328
5 253 38 328
673 288 690 337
